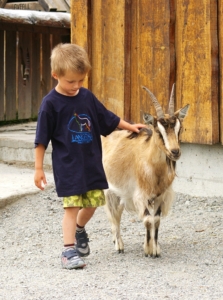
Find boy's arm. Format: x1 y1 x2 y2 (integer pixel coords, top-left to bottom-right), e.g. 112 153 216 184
117 119 147 133
34 143 47 190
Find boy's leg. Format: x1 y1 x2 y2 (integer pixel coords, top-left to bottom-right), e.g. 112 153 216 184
75 189 105 257
77 207 96 227
75 207 96 257
63 207 80 244
61 207 85 269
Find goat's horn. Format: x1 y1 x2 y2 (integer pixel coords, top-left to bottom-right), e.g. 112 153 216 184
168 83 175 116
142 86 164 119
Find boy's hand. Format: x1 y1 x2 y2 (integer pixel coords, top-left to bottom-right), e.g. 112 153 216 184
118 119 147 133
34 169 47 190
128 123 147 133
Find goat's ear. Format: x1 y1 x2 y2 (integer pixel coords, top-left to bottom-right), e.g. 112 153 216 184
175 104 190 120
143 113 154 125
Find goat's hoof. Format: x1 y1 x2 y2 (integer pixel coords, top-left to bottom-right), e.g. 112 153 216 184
145 252 160 258
117 249 124 254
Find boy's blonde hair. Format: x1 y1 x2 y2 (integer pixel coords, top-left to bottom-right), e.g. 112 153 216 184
51 43 91 76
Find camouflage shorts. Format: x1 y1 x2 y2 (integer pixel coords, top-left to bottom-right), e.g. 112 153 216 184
63 189 105 208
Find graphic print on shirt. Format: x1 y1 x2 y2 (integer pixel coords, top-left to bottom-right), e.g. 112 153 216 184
68 112 93 144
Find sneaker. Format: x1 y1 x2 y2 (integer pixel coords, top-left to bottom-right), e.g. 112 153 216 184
75 228 90 257
61 247 86 269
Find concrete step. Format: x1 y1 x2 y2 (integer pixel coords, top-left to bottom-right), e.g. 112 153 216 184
0 122 52 168
0 122 54 208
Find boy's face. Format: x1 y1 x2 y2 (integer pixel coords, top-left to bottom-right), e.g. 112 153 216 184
52 70 87 96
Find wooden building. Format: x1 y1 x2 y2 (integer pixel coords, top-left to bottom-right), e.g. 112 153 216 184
0 1 70 122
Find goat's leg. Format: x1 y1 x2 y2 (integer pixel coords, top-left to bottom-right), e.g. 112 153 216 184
104 189 125 253
143 206 161 258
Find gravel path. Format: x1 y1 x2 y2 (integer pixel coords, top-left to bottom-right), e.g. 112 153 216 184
1 187 223 300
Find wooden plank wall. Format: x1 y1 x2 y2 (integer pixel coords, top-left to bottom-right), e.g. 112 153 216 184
0 28 70 122
71 0 223 145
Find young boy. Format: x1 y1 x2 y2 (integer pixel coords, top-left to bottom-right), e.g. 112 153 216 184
34 43 146 270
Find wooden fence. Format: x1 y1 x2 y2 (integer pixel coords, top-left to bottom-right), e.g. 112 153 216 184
0 9 70 122
71 0 223 145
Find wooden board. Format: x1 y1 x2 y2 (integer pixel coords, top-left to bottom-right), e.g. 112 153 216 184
5 2 44 11
219 0 223 144
31 33 41 118
41 33 52 98
124 0 132 121
175 0 219 144
0 22 70 35
169 0 176 91
17 31 32 119
70 0 88 48
5 30 17 120
131 0 171 124
71 0 89 88
99 0 125 117
91 0 102 99
0 30 4 120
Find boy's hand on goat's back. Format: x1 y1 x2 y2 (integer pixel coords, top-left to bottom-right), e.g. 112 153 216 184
118 119 147 133
128 123 147 133
34 169 47 190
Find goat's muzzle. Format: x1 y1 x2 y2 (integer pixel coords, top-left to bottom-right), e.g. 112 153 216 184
168 148 181 161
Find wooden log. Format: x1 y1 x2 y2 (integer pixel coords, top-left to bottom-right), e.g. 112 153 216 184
131 0 171 123
175 0 219 144
0 8 70 28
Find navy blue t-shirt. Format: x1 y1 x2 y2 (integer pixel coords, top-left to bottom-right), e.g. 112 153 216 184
35 87 120 197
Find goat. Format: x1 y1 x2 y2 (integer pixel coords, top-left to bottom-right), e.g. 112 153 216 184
102 84 189 257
